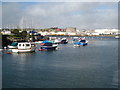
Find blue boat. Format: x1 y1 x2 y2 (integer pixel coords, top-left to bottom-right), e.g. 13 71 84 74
74 39 88 46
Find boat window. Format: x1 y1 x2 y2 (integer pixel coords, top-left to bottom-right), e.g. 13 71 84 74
31 44 35 46
19 44 21 46
23 44 24 46
11 42 18 46
26 44 30 46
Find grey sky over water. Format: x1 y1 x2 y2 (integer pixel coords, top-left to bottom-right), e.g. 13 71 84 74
2 1 118 29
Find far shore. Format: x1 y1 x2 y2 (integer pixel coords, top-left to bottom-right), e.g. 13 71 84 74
47 34 119 37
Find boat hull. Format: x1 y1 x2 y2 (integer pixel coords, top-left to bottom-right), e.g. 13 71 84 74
8 46 17 49
74 41 88 46
73 44 80 47
12 49 35 53
60 41 68 44
80 43 88 46
40 46 57 50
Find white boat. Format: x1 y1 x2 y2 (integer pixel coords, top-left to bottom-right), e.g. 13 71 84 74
12 42 36 53
115 36 120 39
53 39 61 44
60 38 68 44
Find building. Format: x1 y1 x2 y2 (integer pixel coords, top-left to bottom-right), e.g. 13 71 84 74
94 29 119 35
1 30 11 35
65 27 76 33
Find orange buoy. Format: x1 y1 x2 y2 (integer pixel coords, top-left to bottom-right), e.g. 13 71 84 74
6 51 11 54
40 43 44 46
38 49 43 51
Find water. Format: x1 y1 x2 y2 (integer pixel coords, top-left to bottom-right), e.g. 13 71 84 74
2 37 118 88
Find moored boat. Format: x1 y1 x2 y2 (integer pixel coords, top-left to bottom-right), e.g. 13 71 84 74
73 38 88 46
12 42 36 53
39 40 58 50
60 38 68 44
53 39 61 44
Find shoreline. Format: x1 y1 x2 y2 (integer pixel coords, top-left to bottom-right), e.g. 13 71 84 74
47 34 119 37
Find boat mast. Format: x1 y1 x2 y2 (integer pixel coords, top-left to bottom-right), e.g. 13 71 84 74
19 16 24 31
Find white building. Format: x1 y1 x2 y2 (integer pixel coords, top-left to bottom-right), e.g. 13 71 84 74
86 32 100 35
94 29 119 35
67 32 77 35
1 30 11 35
38 31 50 36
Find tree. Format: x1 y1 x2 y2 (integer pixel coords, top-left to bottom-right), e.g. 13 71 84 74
11 29 20 35
21 31 27 38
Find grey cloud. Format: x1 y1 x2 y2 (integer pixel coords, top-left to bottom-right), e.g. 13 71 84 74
2 2 118 29
2 2 24 27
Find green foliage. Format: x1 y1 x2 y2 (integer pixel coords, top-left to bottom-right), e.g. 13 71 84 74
11 29 28 38
11 29 20 35
55 31 58 33
43 36 49 40
21 31 27 38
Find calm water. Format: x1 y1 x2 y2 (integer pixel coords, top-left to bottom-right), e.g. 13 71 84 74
2 37 119 88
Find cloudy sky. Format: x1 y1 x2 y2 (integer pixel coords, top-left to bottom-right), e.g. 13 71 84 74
2 2 118 29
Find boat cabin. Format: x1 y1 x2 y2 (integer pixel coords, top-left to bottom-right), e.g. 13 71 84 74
80 40 86 43
18 42 36 49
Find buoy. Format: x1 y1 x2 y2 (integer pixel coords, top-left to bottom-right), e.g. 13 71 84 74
4 47 7 50
6 51 11 54
38 49 43 51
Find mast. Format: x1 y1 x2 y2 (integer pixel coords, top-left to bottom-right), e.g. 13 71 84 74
19 16 24 31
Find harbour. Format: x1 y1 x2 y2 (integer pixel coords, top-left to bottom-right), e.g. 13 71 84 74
2 36 118 88
1 1 119 89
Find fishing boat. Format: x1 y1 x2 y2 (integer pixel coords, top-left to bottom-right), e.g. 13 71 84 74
8 42 18 49
60 38 68 44
39 40 58 50
12 42 36 53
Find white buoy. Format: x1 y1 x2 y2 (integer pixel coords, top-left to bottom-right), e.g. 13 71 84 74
4 46 7 50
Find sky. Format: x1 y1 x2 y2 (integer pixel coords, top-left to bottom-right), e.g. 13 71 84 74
2 2 118 29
